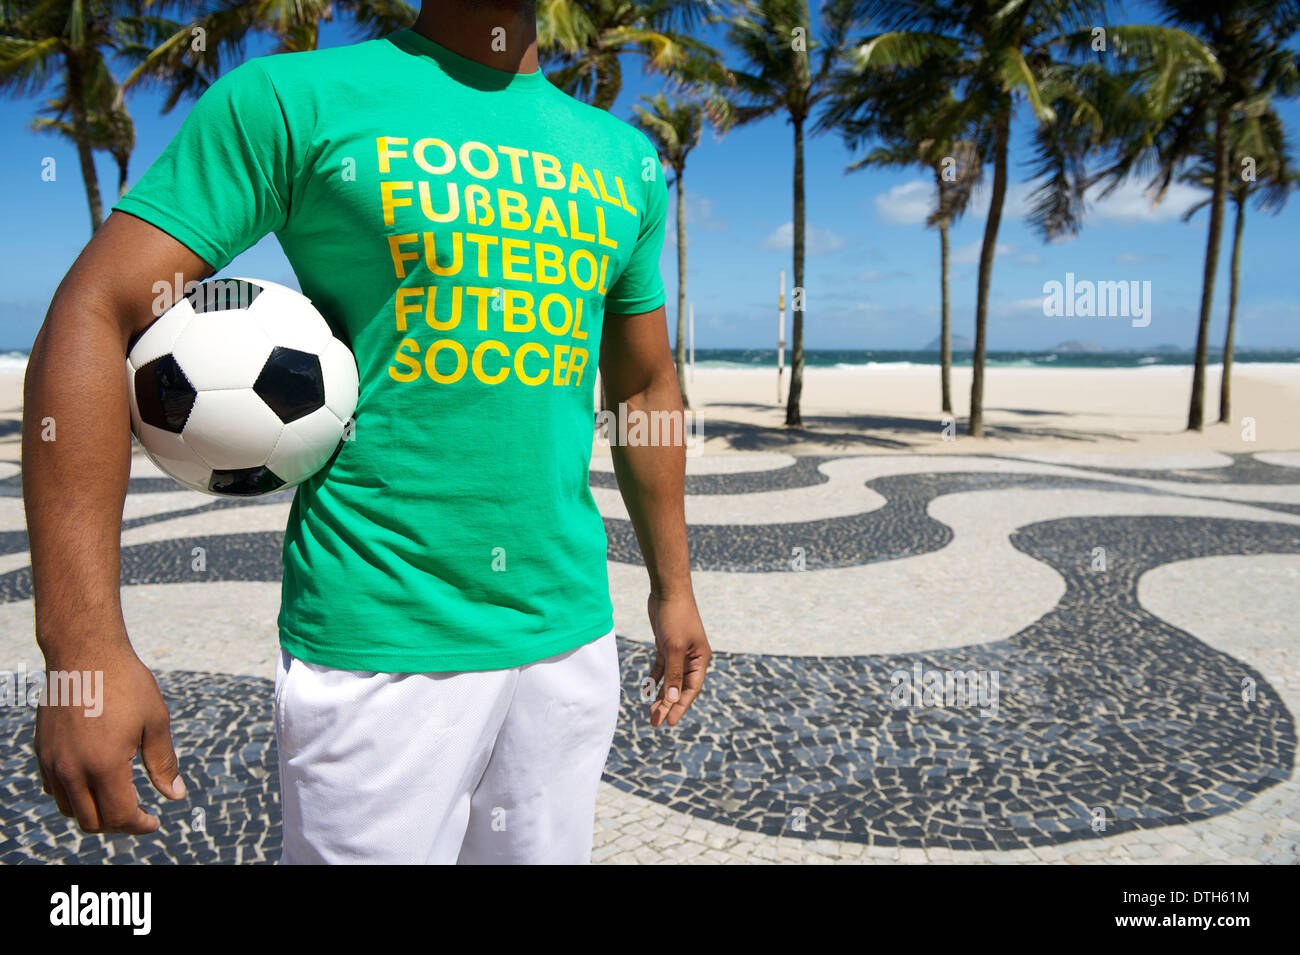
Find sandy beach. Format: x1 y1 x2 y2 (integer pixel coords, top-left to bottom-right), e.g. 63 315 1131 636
673 362 1300 456
3 360 1297 465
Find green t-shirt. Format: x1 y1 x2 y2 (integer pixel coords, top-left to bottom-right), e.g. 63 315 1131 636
114 29 668 672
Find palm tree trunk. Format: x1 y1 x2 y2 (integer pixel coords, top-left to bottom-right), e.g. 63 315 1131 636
1189 107 1229 431
785 115 806 428
65 53 104 233
938 200 952 414
674 167 691 409
969 107 1009 438
116 154 130 199
1219 195 1244 424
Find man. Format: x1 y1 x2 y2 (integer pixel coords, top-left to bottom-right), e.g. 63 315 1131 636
23 0 711 864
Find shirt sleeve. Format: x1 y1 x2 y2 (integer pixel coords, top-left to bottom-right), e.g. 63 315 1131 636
112 59 293 271
603 139 668 316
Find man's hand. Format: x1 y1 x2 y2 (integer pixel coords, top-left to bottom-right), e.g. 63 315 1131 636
646 593 711 728
36 641 186 834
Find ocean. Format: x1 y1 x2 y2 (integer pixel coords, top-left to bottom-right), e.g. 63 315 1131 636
689 348 1300 370
2 347 1298 374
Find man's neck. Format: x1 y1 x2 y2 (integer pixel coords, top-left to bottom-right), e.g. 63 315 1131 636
412 0 539 74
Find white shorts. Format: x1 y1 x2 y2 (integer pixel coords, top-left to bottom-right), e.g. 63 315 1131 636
274 629 621 864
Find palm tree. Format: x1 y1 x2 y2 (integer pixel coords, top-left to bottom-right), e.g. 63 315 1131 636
535 2 725 414
720 0 859 427
632 93 703 409
31 73 135 199
1144 1 1300 431
537 0 721 110
853 1 1217 437
1180 102 1297 424
117 0 416 110
823 61 983 414
0 0 160 231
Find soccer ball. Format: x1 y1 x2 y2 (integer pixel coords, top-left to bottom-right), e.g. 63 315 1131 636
126 277 358 497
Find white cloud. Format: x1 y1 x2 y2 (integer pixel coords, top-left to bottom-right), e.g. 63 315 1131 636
874 178 1044 228
968 180 1036 222
966 176 1201 227
874 180 934 225
664 194 728 247
761 222 846 254
952 240 1017 266
1114 251 1168 264
683 194 728 230
1086 178 1203 223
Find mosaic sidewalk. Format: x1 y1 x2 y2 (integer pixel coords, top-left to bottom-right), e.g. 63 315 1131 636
0 448 1297 863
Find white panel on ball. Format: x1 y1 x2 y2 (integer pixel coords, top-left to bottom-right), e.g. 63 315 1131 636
125 358 143 435
127 299 196 368
183 389 286 470
268 406 347 484
242 279 333 354
319 338 360 423
133 422 213 491
172 312 275 391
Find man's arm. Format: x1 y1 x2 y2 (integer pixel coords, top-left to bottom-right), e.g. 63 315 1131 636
599 305 710 728
24 210 213 834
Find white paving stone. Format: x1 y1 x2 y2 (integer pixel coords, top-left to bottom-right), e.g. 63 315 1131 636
0 582 284 678
590 452 797 474
612 487 1300 655
1254 451 1300 469
592 465 887 524
1005 450 1236 471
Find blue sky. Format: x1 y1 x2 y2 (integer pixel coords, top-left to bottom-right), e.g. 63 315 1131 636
2 5 1298 352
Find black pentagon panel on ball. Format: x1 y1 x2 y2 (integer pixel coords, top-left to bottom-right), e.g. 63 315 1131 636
253 346 325 423
208 465 286 496
134 354 196 433
185 278 263 314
